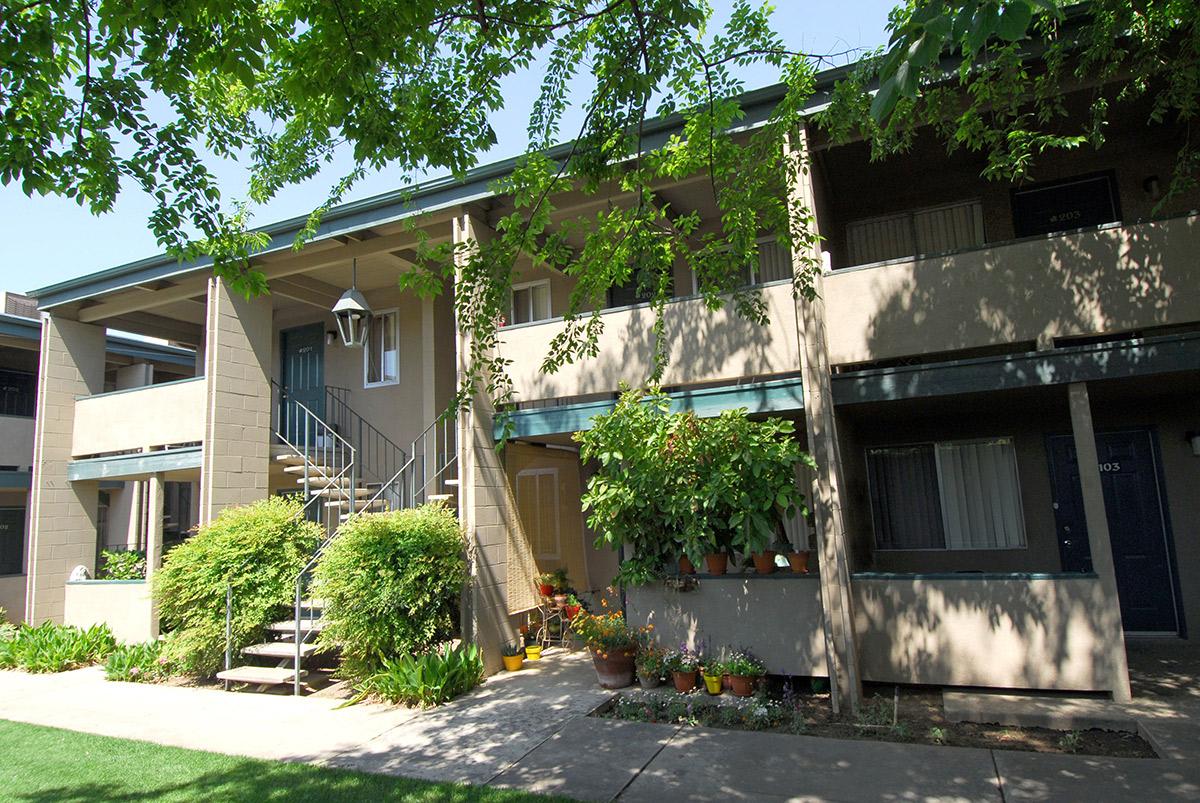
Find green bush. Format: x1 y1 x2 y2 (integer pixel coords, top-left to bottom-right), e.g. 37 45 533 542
358 643 484 707
314 503 467 682
105 640 171 683
0 622 116 673
98 549 147 580
154 496 322 676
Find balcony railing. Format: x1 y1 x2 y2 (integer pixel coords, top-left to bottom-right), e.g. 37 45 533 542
72 377 205 458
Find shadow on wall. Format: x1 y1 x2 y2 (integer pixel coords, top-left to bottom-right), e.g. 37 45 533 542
837 215 1199 384
854 576 1121 691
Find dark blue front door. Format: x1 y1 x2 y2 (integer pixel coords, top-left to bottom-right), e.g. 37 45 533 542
279 324 325 445
1046 430 1180 634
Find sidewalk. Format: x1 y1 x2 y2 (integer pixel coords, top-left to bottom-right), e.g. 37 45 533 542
1 653 1198 802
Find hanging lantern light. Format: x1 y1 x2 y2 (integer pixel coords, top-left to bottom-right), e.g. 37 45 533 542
332 257 372 348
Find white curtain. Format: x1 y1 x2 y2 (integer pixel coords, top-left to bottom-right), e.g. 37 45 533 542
781 462 817 551
935 438 1026 550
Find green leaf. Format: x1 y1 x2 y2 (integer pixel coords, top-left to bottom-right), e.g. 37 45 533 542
996 2 1033 42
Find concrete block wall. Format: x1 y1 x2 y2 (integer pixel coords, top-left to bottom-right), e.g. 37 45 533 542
199 278 273 524
25 316 106 623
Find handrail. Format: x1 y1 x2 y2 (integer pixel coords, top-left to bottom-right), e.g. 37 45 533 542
323 387 408 487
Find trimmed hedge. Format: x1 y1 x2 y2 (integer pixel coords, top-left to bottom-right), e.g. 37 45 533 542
154 496 322 676
314 503 467 682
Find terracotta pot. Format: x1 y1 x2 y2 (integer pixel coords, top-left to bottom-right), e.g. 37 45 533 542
538 583 554 597
678 555 696 575
502 654 524 672
590 649 636 689
565 604 581 620
787 551 810 574
703 553 728 575
638 671 663 690
751 550 777 574
702 673 723 695
671 670 698 692
730 675 759 697
519 623 529 635
722 673 732 690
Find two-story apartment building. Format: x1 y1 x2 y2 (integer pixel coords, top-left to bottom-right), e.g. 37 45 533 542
23 65 1200 700
0 291 196 624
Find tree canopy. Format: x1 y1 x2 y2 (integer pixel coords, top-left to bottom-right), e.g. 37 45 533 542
3 0 1198 408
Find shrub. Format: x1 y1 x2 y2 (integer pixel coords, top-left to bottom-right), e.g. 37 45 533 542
154 496 322 676
314 503 467 682
358 643 484 707
98 549 146 580
105 640 171 683
0 622 116 673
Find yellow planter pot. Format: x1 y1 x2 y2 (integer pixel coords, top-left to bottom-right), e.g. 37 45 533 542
502 654 524 672
702 673 723 695
525 645 543 661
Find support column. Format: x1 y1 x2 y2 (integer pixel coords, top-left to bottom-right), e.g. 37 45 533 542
145 472 165 637
1068 382 1133 702
786 128 863 715
454 210 517 673
25 315 106 624
199 277 273 525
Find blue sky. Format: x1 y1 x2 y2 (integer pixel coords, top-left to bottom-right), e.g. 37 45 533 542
0 1 897 294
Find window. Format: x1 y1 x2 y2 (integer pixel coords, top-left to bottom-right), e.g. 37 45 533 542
516 468 560 561
866 437 1026 550
0 507 25 576
1011 172 1120 238
510 281 552 325
846 200 985 266
0 369 36 417
364 308 399 387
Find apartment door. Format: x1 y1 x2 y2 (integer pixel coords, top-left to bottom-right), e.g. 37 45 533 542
279 324 325 445
1046 430 1181 634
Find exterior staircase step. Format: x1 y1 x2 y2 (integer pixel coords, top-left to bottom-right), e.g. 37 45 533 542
326 497 386 510
243 641 319 660
309 486 371 498
283 464 333 476
267 619 326 634
217 666 307 686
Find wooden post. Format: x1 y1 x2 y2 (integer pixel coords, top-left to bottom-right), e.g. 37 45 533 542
1067 383 1133 702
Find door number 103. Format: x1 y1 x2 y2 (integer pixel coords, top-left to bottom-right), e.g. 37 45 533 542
1098 462 1121 473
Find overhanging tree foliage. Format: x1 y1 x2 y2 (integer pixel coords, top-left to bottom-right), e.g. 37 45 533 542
3 1 1197 411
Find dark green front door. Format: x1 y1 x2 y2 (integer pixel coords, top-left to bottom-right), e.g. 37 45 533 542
279 323 325 445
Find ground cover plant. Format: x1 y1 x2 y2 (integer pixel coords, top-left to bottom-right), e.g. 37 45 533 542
97 549 147 580
0 621 116 673
0 719 567 803
314 503 467 683
355 643 485 708
105 640 172 684
154 496 322 676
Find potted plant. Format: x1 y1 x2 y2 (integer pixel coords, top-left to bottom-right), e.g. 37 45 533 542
571 605 638 689
701 658 725 695
525 643 543 660
664 646 700 692
563 593 582 620
501 641 525 672
786 549 810 574
725 650 767 697
678 554 696 575
635 644 665 689
537 572 557 598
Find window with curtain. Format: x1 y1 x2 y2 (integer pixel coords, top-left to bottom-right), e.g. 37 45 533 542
691 237 793 293
867 437 1026 550
510 281 552 325
516 468 560 560
363 308 399 387
846 200 985 267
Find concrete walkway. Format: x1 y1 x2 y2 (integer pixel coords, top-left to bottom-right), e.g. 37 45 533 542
2 649 1200 802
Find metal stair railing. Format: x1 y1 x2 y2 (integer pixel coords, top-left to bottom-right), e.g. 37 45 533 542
322 385 408 489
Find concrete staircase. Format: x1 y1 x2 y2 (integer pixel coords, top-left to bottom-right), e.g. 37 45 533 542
216 599 326 691
272 452 391 521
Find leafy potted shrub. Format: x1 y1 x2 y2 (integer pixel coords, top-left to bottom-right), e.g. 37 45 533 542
664 646 700 692
571 607 638 689
635 644 665 689
537 572 557 597
726 650 767 697
501 641 525 672
701 658 725 695
563 593 582 620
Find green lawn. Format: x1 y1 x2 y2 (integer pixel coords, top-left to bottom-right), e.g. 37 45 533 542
0 719 567 802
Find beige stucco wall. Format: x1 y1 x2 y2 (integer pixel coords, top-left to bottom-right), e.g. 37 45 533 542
26 316 106 624
854 576 1119 691
626 579 828 677
500 280 802 402
822 214 1200 366
71 378 205 457
0 415 34 468
63 581 154 644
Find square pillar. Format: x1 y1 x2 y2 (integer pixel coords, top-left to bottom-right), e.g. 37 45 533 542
454 210 518 673
199 277 273 524
145 473 165 637
1068 382 1133 701
25 315 106 624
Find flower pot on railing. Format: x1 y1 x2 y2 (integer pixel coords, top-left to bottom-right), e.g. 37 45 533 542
787 551 810 574
751 550 777 575
703 553 728 575
678 555 696 575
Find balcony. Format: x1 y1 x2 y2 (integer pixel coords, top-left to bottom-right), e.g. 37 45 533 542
71 377 206 459
500 280 802 403
822 212 1200 366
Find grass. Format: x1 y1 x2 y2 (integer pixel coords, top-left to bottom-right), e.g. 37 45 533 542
0 719 568 802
